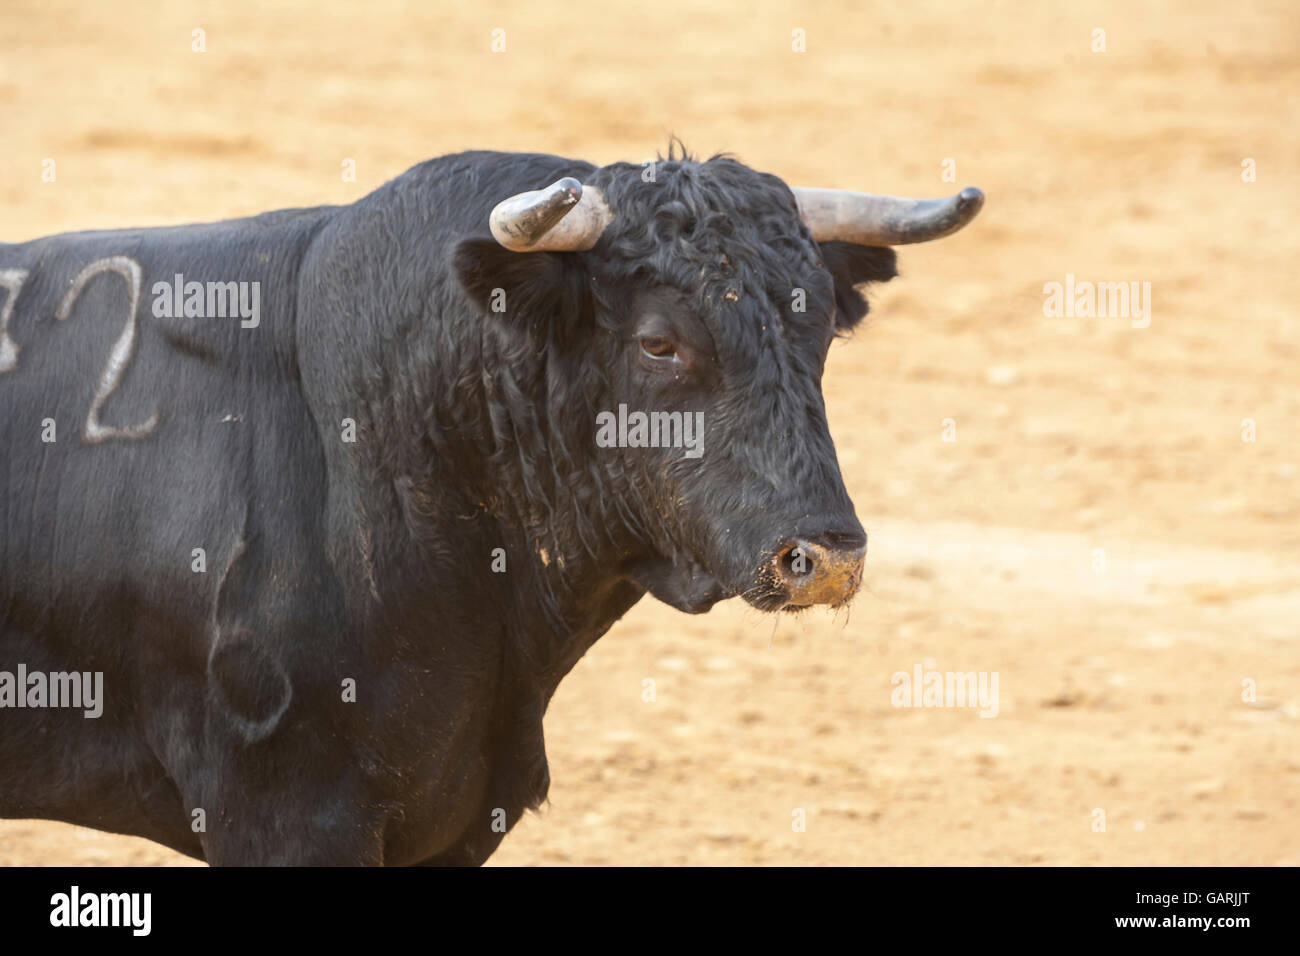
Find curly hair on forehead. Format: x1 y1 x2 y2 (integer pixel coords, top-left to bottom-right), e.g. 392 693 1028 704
587 149 833 324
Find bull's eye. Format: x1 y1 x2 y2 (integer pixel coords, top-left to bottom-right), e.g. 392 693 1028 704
639 337 678 359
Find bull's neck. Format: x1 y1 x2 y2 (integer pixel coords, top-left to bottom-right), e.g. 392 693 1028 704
351 314 646 684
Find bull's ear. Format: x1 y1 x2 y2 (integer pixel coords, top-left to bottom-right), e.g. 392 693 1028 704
453 239 588 331
817 242 898 333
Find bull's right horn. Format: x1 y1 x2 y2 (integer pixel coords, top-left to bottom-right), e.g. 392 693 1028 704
488 177 614 252
793 186 985 245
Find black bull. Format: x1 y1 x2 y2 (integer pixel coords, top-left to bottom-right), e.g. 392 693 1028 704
0 149 974 864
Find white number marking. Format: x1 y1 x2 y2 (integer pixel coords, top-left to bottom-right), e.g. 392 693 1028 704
55 255 159 442
0 268 29 373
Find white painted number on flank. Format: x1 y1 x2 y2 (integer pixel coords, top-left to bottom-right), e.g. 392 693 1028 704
0 268 29 372
55 256 159 442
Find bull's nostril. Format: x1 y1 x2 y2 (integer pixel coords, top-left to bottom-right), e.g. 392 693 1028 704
779 545 814 578
769 534 866 609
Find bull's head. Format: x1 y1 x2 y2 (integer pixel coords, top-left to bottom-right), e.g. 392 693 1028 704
455 152 982 615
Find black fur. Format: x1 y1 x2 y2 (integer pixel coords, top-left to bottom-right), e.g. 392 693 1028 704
0 147 897 864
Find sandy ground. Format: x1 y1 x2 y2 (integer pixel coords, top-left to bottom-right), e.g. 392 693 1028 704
0 0 1297 865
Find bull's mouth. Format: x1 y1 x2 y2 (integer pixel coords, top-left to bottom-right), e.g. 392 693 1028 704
624 556 804 614
625 538 865 614
741 585 802 614
624 554 732 614
624 557 842 614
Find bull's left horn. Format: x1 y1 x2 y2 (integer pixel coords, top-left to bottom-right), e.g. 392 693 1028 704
793 186 985 245
488 177 614 252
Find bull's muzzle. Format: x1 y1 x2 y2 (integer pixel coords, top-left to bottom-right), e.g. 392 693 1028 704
770 535 867 609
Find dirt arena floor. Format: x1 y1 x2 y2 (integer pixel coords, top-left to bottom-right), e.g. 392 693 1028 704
1 0 1297 865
